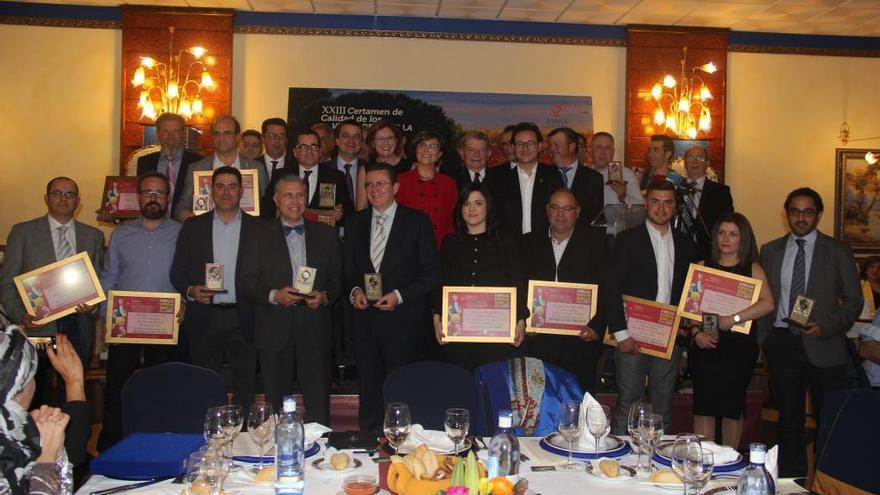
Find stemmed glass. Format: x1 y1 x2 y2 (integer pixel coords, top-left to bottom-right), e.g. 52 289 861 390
628 401 653 472
639 413 664 474
247 402 275 472
383 402 412 456
587 404 611 456
671 434 702 495
204 407 228 450
444 408 470 455
556 400 582 471
198 451 229 495
220 405 243 461
690 452 714 494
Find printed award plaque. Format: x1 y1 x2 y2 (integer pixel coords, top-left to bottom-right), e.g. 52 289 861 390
526 280 597 336
319 183 337 209
678 263 763 335
364 273 383 302
441 286 517 344
204 263 227 293
294 266 317 294
105 290 181 345
13 252 106 327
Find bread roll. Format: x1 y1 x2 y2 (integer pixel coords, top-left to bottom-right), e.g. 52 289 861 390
650 469 683 484
330 452 350 470
599 459 620 478
254 466 276 483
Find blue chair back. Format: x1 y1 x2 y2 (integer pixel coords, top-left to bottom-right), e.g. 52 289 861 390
813 389 880 495
383 361 474 433
121 362 226 436
474 358 583 437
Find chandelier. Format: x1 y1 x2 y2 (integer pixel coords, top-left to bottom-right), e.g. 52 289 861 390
649 46 716 139
131 26 216 122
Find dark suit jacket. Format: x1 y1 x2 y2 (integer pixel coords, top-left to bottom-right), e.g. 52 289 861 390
136 149 203 215
454 168 496 192
521 226 609 340
240 219 342 351
170 211 260 342
605 223 700 334
343 205 441 339
695 178 734 259
261 163 353 225
491 164 564 237
319 157 366 207
569 165 605 229
757 231 863 367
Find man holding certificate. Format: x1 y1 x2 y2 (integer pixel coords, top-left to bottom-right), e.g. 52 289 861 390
521 188 608 392
605 180 699 433
96 172 182 451
240 173 341 424
171 166 259 409
758 187 863 477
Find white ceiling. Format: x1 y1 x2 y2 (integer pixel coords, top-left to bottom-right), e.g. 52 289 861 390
19 0 880 37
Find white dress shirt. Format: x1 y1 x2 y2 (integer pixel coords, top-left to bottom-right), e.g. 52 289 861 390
263 154 286 179
47 215 76 259
774 229 818 328
549 227 572 282
598 165 644 206
212 153 242 170
517 165 537 234
468 168 487 182
350 201 403 304
299 165 320 204
688 175 706 210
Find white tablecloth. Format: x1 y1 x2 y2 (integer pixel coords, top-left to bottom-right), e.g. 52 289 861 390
77 438 808 495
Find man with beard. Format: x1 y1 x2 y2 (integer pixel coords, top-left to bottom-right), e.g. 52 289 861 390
97 172 183 450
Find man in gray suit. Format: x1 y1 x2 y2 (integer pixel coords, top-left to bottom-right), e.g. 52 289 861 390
174 115 268 222
240 173 341 424
758 187 863 477
0 177 104 401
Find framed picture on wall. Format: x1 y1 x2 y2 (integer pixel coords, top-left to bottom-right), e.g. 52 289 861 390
835 148 880 253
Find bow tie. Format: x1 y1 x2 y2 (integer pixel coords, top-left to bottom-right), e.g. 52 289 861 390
283 224 304 236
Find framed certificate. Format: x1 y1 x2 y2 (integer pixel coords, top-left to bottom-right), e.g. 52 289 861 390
441 286 516 343
305 209 336 227
677 264 763 334
859 280 875 322
100 176 140 219
192 169 261 217
105 291 181 345
13 252 106 326
602 296 680 360
526 280 598 336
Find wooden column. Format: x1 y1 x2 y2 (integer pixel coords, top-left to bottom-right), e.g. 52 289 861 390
120 6 233 174
625 26 728 182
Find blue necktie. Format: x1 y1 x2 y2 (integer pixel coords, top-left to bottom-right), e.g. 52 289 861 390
283 224 304 236
560 167 572 188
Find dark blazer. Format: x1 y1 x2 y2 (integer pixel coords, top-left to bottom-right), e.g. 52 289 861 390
344 204 442 336
170 210 260 342
136 149 203 215
240 219 342 351
261 163 353 224
454 168 496 192
757 232 863 367
605 223 700 334
491 164 564 237
521 226 609 339
695 178 734 259
569 165 605 229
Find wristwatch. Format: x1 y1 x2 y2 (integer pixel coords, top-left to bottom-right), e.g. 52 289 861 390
733 314 742 324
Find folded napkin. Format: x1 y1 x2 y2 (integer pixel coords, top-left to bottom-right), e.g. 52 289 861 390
233 422 331 457
305 422 332 446
577 392 609 450
700 441 740 464
399 424 455 453
765 444 779 484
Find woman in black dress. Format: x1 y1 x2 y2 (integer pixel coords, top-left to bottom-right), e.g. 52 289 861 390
690 212 775 448
431 182 527 372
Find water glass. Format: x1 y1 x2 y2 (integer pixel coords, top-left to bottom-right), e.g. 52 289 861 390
638 413 664 474
557 400 582 471
671 434 702 495
587 404 610 455
383 402 411 455
204 407 228 448
220 405 243 462
247 402 274 472
627 401 652 471
690 452 714 494
444 408 470 455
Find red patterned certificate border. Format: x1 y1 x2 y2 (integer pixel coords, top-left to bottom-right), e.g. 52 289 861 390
677 263 762 335
105 290 180 345
526 280 597 336
441 286 516 343
13 252 106 326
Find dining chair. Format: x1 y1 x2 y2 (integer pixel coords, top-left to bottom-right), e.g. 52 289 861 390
382 361 475 433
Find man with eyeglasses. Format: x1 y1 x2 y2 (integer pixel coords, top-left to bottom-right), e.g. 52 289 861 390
521 188 608 392
681 145 733 259
171 166 260 409
491 122 563 237
455 131 497 191
547 127 604 228
96 171 183 450
174 115 268 222
0 177 104 403
344 162 441 432
758 187 862 477
136 113 204 218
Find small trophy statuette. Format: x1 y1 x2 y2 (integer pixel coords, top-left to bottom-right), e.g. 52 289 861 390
204 263 227 293
294 266 317 294
701 312 720 340
786 294 815 328
319 183 337 209
364 273 383 303
608 161 624 183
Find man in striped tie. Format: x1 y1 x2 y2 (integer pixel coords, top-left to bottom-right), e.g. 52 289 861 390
344 163 441 432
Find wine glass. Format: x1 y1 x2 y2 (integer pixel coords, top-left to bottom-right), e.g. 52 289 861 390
383 402 411 456
204 407 228 450
587 404 610 455
199 451 229 495
690 451 714 494
220 405 243 461
556 400 582 471
639 413 664 474
671 434 702 495
247 402 275 472
444 408 470 455
628 401 652 472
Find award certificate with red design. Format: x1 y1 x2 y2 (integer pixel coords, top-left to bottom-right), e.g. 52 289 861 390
526 280 597 336
441 287 516 343
100 176 140 219
603 296 680 360
677 263 762 334
13 252 106 326
105 290 181 345
192 170 260 216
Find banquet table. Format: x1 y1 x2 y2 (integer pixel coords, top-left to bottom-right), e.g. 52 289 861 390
76 437 809 495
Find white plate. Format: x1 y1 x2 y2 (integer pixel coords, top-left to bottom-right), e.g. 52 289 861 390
585 459 637 481
311 457 362 474
398 438 472 455
652 483 685 491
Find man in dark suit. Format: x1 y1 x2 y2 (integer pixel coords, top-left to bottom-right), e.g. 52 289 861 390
136 112 203 217
491 122 563 237
758 187 862 477
240 173 341 424
0 177 105 404
522 188 608 392
682 145 734 260
455 131 493 191
606 179 699 433
345 163 441 432
321 120 367 218
170 166 258 407
548 127 604 227
257 118 295 219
